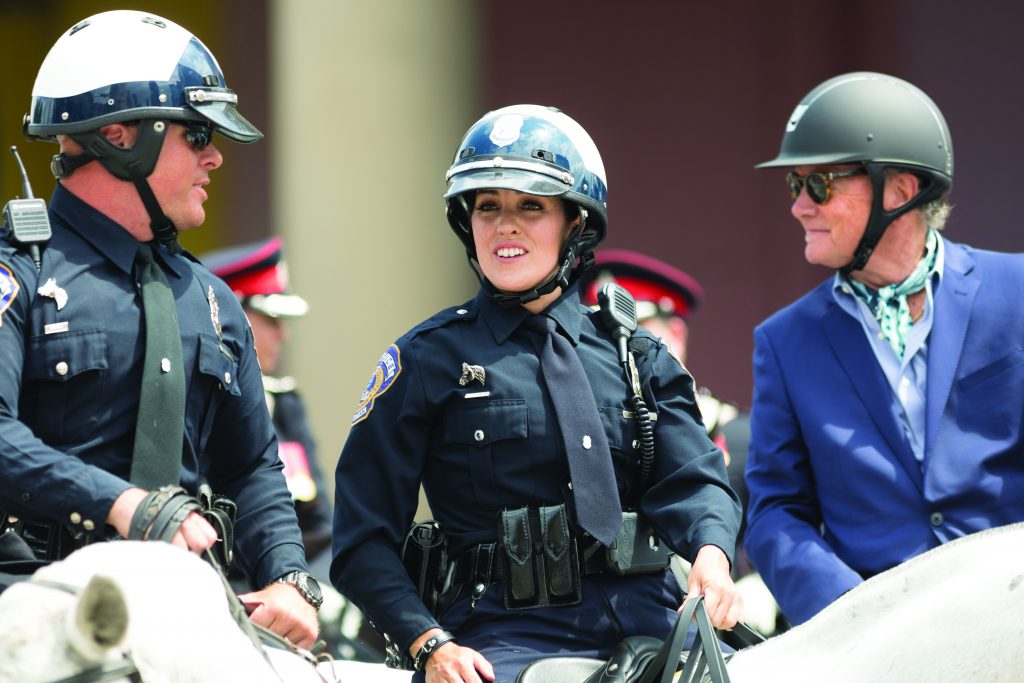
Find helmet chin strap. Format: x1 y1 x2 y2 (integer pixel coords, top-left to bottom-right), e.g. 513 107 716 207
473 212 593 308
55 120 183 254
841 162 949 275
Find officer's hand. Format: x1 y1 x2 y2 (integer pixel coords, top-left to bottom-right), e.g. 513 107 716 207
169 511 218 555
685 544 744 630
107 487 217 555
411 629 494 683
239 582 319 650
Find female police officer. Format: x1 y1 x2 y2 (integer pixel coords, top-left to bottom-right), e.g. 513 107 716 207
331 105 742 682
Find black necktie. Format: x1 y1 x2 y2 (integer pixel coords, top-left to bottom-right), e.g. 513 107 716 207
130 242 186 488
526 314 622 546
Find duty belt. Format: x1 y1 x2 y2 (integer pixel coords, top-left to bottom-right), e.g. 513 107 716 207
0 512 108 563
453 534 613 588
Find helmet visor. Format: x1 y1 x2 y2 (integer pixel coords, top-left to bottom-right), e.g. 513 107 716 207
444 167 570 200
185 87 262 143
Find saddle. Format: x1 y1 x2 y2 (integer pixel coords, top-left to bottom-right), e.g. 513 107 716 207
515 596 735 683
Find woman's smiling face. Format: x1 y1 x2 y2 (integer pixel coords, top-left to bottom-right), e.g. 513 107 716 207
471 189 574 295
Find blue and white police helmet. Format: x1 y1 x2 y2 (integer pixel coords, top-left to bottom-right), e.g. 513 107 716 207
444 105 608 260
25 10 261 144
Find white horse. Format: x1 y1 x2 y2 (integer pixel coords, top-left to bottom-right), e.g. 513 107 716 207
725 521 1024 682
0 541 408 683
3 523 1023 682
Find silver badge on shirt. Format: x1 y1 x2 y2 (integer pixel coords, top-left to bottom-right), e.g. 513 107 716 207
207 285 222 341
459 362 486 387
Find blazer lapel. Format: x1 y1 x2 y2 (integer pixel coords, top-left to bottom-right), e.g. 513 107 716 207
822 299 924 491
924 240 978 461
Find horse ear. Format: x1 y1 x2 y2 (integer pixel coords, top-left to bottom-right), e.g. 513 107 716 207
65 574 129 663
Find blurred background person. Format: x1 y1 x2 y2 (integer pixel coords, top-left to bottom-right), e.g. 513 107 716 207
202 237 333 567
579 249 780 637
204 237 391 659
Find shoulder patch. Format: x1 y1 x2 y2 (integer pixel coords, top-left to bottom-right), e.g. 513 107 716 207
0 264 20 327
352 343 402 425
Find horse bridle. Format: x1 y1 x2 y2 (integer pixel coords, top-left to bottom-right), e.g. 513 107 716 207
29 578 143 683
25 488 329 683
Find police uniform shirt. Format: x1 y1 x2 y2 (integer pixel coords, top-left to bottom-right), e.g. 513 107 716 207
331 282 741 652
0 184 306 586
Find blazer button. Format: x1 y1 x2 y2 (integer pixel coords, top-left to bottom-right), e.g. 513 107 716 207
929 512 944 527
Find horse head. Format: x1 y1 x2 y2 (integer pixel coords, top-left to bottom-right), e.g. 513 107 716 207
0 571 133 683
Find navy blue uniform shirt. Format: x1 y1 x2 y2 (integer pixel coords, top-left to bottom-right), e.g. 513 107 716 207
0 184 306 587
331 283 740 652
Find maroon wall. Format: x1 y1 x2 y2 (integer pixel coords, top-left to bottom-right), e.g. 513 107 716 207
481 0 1024 408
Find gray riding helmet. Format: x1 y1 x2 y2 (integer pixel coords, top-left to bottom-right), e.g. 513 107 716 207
757 72 953 272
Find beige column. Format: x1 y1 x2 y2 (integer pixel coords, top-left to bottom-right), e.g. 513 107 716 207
269 0 479 499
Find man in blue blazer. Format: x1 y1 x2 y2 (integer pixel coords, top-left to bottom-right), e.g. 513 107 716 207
745 72 1024 626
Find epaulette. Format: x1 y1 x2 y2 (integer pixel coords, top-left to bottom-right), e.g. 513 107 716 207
262 375 298 394
402 300 478 343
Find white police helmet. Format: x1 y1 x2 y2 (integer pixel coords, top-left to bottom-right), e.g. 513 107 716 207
26 9 261 143
444 105 608 305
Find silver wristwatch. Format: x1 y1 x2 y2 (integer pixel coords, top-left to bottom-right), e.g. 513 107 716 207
275 570 324 611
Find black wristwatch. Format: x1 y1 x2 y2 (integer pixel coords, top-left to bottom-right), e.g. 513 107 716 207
275 570 324 611
413 630 456 671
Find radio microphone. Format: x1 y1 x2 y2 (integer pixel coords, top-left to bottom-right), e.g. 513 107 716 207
596 281 638 366
2 146 52 271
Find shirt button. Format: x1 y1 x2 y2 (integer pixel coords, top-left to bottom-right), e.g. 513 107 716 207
877 332 886 341
473 429 485 442
83 520 95 532
582 435 592 449
457 309 468 315
20 492 29 502
6 515 18 524
224 371 232 385
69 512 82 525
55 361 69 376
161 358 171 373
930 512 944 527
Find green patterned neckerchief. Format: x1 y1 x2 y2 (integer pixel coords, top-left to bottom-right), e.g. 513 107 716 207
847 229 939 359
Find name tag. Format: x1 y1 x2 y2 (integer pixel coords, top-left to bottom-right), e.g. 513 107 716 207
44 322 70 335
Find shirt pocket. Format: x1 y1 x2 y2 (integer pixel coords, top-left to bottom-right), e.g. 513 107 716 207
24 329 108 443
190 333 242 457
599 404 657 502
440 399 529 506
195 332 242 398
442 399 529 447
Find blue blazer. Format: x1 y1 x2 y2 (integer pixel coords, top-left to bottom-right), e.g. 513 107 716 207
745 239 1024 625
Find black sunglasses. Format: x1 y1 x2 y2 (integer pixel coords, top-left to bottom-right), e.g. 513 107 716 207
786 168 867 204
184 122 214 151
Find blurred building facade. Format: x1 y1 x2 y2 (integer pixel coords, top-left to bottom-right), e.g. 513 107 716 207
3 0 1022 497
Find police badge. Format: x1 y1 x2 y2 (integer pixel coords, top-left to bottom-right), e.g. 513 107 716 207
207 285 223 341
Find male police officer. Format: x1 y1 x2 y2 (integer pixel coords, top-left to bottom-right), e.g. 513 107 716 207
202 237 333 565
746 72 1024 626
0 11 319 647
